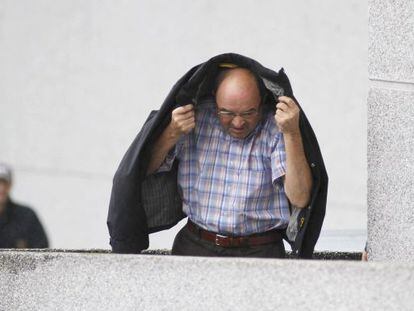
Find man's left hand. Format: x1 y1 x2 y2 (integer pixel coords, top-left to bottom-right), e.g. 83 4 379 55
275 96 300 135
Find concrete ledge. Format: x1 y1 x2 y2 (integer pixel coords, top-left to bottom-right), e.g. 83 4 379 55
0 248 363 260
1 250 414 310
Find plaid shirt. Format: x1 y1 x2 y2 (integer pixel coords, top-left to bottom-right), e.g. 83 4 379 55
157 100 289 236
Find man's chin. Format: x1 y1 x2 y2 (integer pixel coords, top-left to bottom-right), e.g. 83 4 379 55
229 128 248 139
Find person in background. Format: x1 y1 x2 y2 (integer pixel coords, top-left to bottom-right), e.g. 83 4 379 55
0 163 49 248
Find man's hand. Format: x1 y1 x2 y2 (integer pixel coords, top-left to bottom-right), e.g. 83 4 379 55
275 96 300 135
274 96 312 208
146 103 195 175
169 104 196 138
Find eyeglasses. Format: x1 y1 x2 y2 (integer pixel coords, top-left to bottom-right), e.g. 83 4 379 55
216 108 260 120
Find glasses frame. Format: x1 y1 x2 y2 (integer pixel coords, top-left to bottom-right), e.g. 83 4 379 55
216 106 262 121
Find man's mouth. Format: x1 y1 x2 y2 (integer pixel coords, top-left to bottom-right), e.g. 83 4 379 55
231 127 245 132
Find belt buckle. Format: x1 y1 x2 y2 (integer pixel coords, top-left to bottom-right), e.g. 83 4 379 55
215 234 229 247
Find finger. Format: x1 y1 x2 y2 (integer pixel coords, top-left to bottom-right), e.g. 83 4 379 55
181 104 194 112
173 110 195 122
182 114 195 123
275 108 288 116
184 119 196 128
278 96 296 108
180 117 195 127
174 104 194 114
182 121 195 132
276 102 289 112
175 110 195 121
275 113 285 122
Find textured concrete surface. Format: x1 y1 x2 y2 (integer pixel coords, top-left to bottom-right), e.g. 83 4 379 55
0 0 367 249
0 248 364 260
367 88 414 261
368 0 414 261
1 250 414 311
369 0 414 82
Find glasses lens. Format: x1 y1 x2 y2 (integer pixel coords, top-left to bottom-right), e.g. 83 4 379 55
217 109 259 120
217 111 235 119
240 111 258 119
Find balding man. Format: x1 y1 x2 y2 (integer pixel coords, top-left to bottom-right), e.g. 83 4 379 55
146 67 312 258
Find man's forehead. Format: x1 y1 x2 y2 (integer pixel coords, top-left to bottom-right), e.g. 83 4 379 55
216 75 260 105
218 67 257 83
219 83 256 99
216 66 261 95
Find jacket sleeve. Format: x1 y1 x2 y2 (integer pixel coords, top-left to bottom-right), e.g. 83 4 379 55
107 110 159 254
27 209 49 248
294 96 329 259
275 70 328 258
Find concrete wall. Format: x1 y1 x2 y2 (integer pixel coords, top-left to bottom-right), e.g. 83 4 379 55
0 1 367 249
368 0 414 260
1 251 414 310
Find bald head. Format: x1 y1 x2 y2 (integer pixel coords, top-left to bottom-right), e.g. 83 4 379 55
215 68 261 108
214 68 263 139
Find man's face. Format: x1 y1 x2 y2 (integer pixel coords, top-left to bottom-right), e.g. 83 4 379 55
215 69 262 139
0 180 11 206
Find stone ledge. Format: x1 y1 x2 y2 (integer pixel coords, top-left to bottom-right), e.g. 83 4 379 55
1 250 413 310
0 248 363 260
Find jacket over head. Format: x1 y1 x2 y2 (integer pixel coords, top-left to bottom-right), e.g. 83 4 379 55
107 52 328 258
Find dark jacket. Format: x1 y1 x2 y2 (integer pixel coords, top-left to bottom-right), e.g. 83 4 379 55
0 198 49 248
107 53 328 258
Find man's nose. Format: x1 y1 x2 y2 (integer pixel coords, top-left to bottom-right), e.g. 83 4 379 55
232 116 245 128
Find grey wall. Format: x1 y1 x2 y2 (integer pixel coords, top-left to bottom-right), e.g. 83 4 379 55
368 0 414 260
0 1 367 249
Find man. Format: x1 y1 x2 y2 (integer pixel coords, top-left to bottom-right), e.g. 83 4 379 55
0 163 49 248
146 67 312 258
107 53 328 258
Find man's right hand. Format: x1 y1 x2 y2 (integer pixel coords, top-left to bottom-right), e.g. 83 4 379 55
169 104 196 138
146 104 195 175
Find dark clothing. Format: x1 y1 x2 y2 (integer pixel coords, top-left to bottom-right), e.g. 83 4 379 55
0 198 49 248
172 224 286 259
107 53 328 258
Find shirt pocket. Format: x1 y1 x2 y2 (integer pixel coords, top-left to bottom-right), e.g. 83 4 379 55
247 150 271 172
238 153 273 197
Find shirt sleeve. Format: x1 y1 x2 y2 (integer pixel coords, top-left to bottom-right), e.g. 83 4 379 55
271 131 287 187
154 136 184 173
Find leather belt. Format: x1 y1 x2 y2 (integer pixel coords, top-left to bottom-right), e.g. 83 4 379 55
186 219 284 248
